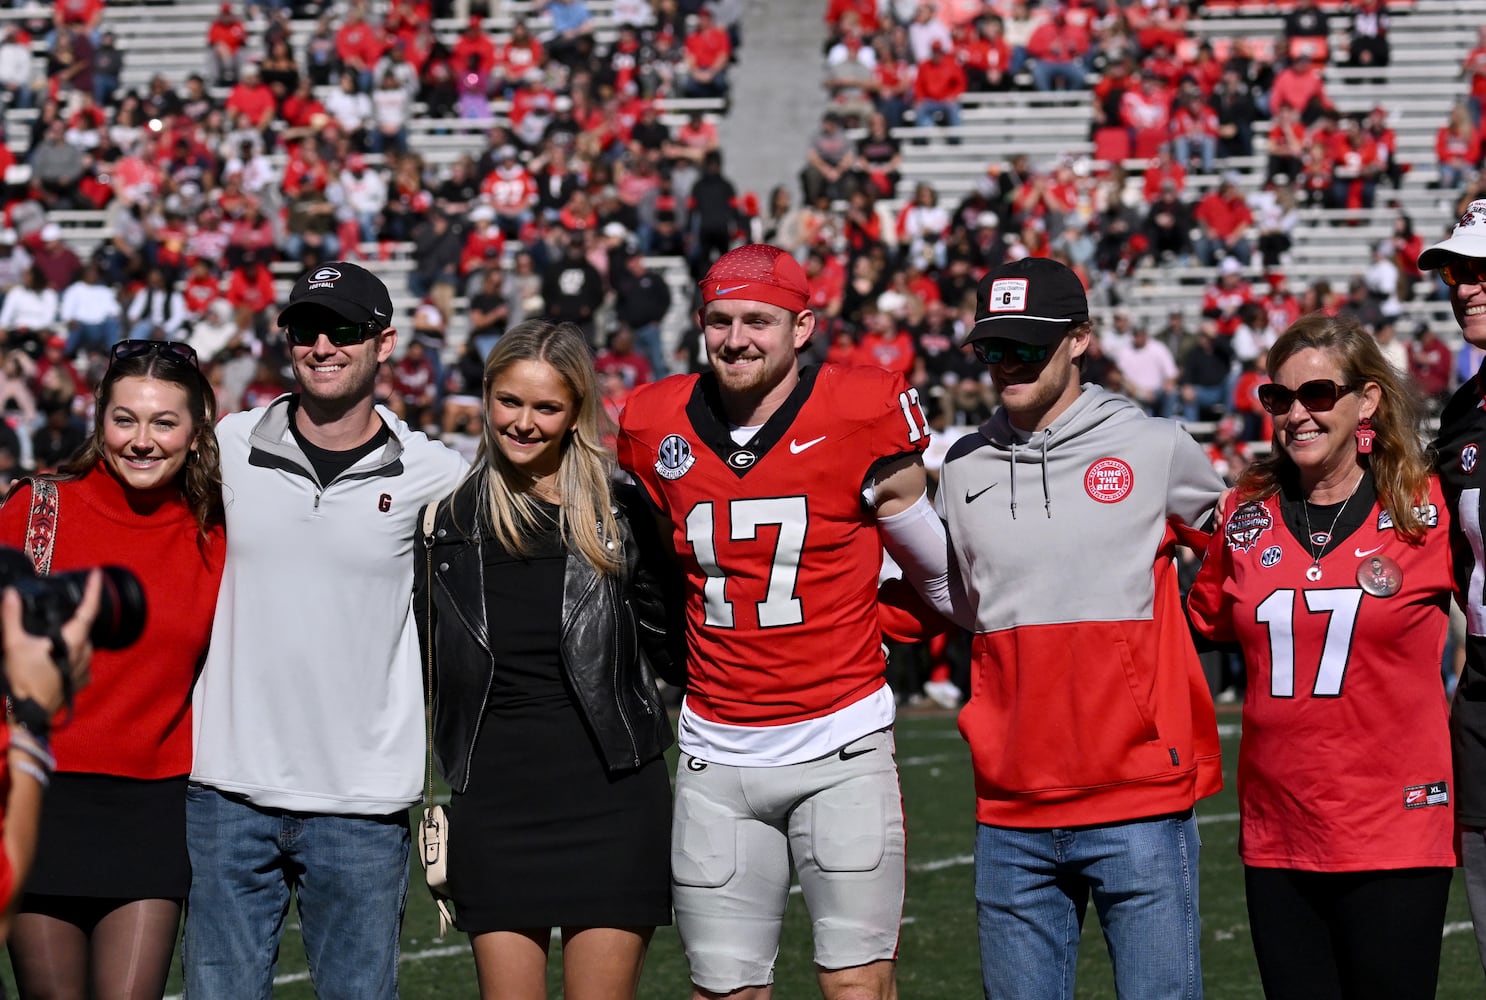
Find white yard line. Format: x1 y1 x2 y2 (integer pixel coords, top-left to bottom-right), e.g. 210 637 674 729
163 945 471 998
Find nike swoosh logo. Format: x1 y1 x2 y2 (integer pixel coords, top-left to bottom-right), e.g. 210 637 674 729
1354 543 1386 557
965 484 997 503
715 283 748 295
790 435 827 454
839 745 877 761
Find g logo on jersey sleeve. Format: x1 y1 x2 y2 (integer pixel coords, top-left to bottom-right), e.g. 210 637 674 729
656 434 696 481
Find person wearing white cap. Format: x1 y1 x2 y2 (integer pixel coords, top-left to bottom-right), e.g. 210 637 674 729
1422 198 1486 975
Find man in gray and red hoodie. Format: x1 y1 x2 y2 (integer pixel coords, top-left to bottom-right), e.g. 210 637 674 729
934 256 1224 1000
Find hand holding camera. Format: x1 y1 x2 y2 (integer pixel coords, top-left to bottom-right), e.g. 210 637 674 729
2 569 102 724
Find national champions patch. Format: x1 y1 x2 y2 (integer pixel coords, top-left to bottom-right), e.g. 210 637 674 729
1225 501 1273 552
986 277 1029 312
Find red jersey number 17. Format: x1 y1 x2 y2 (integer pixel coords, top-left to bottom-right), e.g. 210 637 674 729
685 496 808 629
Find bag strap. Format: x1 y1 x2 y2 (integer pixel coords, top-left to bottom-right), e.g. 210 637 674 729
419 500 455 936
24 478 59 576
420 500 439 811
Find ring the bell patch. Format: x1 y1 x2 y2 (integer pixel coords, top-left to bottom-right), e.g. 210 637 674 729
1403 781 1449 810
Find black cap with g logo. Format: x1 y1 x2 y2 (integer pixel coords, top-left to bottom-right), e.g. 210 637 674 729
970 258 1089 347
277 261 395 328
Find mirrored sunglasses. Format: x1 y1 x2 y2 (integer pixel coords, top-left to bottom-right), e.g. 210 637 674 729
972 340 1052 366
1439 257 1486 287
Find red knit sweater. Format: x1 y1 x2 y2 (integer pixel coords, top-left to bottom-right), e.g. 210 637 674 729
0 465 224 777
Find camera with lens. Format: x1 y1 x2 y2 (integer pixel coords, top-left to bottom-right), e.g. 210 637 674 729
0 547 147 663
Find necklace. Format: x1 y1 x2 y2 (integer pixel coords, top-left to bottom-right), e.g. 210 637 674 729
1301 470 1364 582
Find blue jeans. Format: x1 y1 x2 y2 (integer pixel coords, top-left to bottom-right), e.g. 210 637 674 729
1032 58 1086 92
182 784 411 1000
66 317 119 355
1182 382 1229 422
632 321 666 380
974 811 1202 1000
914 98 962 128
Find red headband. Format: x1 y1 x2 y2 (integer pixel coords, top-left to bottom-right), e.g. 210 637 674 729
700 244 811 314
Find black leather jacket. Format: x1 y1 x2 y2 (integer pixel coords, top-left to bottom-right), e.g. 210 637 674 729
413 472 682 794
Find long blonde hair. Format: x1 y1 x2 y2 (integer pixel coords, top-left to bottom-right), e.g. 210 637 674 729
1236 313 1432 541
473 320 621 574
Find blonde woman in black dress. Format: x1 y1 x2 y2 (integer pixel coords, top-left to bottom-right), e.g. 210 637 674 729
415 319 679 998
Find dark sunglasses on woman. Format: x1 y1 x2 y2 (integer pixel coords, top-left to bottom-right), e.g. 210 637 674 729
1257 379 1357 415
109 339 200 369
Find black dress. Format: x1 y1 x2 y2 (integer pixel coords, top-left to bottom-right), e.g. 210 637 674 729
446 507 672 933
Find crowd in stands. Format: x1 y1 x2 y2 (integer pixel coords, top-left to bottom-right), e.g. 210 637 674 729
0 0 758 483
0 0 1473 507
796 0 1478 498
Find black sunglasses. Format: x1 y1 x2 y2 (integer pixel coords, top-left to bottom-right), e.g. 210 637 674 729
109 339 199 369
972 340 1052 366
1257 379 1357 415
285 320 383 348
1439 258 1486 287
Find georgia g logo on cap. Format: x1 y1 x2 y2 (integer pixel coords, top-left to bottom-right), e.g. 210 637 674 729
987 278 1029 313
310 267 342 283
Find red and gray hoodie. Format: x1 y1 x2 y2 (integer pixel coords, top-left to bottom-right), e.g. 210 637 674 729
936 384 1225 828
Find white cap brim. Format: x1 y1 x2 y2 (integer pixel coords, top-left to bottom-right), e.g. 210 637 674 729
1419 232 1486 270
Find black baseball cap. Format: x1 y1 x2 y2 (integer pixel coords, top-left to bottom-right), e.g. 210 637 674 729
970 257 1089 346
277 261 395 328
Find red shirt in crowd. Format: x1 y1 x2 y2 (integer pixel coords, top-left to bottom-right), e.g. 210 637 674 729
1201 278 1254 336
1464 43 1486 101
460 225 505 276
1143 159 1186 201
1269 63 1330 117
183 272 221 314
482 164 537 215
226 263 276 313
336 17 385 70
825 0 880 35
1195 188 1253 241
914 49 967 103
1438 126 1481 172
225 79 277 128
495 35 544 77
1026 17 1090 62
207 11 247 53
851 328 916 377
452 23 497 77
54 0 101 26
685 23 732 72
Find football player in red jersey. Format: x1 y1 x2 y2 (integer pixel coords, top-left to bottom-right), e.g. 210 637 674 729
1190 314 1455 1000
1422 200 1486 977
617 244 949 1000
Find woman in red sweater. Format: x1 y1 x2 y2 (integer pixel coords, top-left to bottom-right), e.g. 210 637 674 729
1 340 224 998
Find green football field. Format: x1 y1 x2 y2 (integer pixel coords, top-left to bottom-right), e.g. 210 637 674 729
2 709 1482 998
